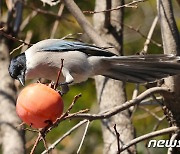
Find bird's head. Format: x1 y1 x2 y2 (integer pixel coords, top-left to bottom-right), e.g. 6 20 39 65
9 53 26 86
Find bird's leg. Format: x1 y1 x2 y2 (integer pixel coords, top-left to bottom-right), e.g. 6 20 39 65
58 69 74 95
59 80 73 86
58 80 73 95
58 84 70 96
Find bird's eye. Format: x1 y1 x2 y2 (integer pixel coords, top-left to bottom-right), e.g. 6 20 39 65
18 64 23 69
11 64 23 79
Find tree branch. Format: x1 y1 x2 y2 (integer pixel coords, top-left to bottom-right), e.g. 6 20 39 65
120 126 179 152
66 87 170 120
62 0 107 47
41 120 88 154
83 0 147 14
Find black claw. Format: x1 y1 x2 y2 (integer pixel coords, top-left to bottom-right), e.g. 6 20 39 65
59 82 67 86
57 90 65 96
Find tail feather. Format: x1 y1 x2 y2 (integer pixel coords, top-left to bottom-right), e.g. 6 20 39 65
105 54 180 62
101 54 180 83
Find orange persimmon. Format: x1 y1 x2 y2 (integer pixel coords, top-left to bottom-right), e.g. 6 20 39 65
16 83 64 128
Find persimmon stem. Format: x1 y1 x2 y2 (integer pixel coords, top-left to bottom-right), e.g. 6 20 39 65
54 59 64 90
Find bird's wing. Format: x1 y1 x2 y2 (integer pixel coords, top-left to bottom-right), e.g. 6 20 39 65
36 39 115 57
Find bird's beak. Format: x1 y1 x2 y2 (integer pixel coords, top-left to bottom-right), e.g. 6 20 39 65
17 74 25 86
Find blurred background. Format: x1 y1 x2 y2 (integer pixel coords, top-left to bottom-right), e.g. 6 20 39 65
1 0 180 153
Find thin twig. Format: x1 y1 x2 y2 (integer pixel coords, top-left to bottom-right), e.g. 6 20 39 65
144 115 166 148
10 30 33 55
16 122 25 128
141 16 159 54
63 0 107 47
26 136 39 149
130 84 139 114
47 94 82 132
41 120 88 154
124 24 162 48
120 126 179 152
10 43 25 55
60 33 83 40
114 124 121 154
139 106 161 120
0 27 32 46
22 127 39 133
30 133 41 154
41 136 49 154
132 84 139 100
21 30 33 52
50 3 65 38
66 94 82 114
139 96 163 105
20 11 37 31
66 109 90 119
77 120 90 154
152 116 166 132
83 0 147 14
134 107 162 120
22 1 73 22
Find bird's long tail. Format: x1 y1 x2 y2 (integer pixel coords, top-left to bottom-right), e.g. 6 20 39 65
99 54 180 83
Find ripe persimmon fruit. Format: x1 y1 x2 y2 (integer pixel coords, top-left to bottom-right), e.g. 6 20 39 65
16 83 64 128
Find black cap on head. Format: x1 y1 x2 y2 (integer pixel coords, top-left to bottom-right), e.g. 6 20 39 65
9 53 26 86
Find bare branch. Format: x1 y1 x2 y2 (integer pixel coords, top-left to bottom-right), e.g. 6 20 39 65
129 84 139 113
152 116 166 132
114 124 121 154
134 107 162 120
10 30 33 55
177 0 180 7
139 106 161 120
41 136 49 154
67 87 170 120
62 0 107 47
20 11 37 31
46 93 83 132
30 133 41 154
50 3 65 38
132 84 139 100
41 120 88 154
0 27 32 46
157 0 180 54
120 126 179 152
124 24 162 48
10 43 25 55
21 30 33 52
141 16 159 54
83 0 147 14
77 120 90 154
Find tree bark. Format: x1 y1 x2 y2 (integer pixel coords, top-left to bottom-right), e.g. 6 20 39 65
0 39 25 154
63 0 135 153
157 0 180 125
0 0 25 153
93 1 135 153
157 0 180 153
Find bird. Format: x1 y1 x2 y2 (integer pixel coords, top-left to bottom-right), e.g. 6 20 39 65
9 39 180 94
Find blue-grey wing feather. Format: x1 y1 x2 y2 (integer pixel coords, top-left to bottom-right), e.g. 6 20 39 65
38 40 115 57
